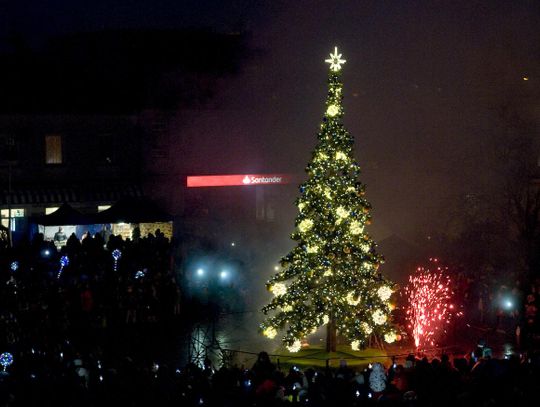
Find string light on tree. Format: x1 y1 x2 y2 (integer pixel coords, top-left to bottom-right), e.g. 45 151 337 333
261 46 394 352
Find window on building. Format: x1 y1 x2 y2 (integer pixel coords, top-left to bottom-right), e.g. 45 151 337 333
0 134 17 163
45 134 63 164
98 205 111 212
1 208 25 231
45 207 60 215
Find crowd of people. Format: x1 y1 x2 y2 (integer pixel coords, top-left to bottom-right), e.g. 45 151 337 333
1 345 540 405
1 230 540 405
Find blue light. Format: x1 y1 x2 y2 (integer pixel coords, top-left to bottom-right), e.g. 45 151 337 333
0 352 14 372
220 270 229 279
57 256 69 279
112 249 122 261
60 256 69 267
196 268 205 277
135 270 145 279
10 261 18 272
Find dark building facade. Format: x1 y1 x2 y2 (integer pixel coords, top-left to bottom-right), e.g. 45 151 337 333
0 114 143 243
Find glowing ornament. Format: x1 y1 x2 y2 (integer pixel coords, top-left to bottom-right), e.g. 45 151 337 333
350 221 363 235
346 291 360 305
0 352 13 372
57 255 69 279
322 315 330 325
326 104 339 117
263 327 277 339
298 219 314 232
351 340 360 351
282 305 293 312
336 206 349 218
384 332 397 344
306 245 319 254
287 340 302 353
10 261 19 272
317 152 328 161
335 151 347 160
298 202 306 212
325 46 346 72
372 309 387 325
377 286 393 301
270 283 287 296
361 322 373 335
361 243 370 253
323 269 333 277
347 186 356 192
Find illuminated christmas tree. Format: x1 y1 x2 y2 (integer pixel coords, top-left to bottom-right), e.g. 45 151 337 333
261 47 395 353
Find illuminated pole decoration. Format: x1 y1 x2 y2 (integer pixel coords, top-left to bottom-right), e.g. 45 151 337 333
57 255 69 279
112 249 122 272
261 47 395 353
404 258 458 349
0 352 14 373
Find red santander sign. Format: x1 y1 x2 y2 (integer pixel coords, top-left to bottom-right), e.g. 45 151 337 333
187 174 292 188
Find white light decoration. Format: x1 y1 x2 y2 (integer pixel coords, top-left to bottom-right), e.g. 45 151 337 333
282 305 293 312
317 152 328 160
298 202 306 212
325 46 346 72
324 188 332 199
363 261 372 269
306 245 319 254
346 291 360 305
271 283 287 296
298 219 314 232
347 186 356 192
361 322 373 335
351 340 360 351
327 104 339 117
350 221 363 235
263 327 277 339
322 315 330 325
377 286 393 301
335 151 347 160
323 269 333 277
287 340 302 353
336 206 349 218
372 309 387 325
361 243 370 253
384 332 397 344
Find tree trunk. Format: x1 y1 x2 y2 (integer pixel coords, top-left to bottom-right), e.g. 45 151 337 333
326 317 337 353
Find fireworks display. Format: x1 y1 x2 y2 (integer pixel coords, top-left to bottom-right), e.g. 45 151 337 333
404 258 456 349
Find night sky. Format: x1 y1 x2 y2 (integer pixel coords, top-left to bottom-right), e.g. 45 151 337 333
1 0 539 241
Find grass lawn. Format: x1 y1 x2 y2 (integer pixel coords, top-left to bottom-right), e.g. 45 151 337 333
269 344 389 370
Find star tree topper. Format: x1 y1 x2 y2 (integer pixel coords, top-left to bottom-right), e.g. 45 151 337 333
325 46 346 72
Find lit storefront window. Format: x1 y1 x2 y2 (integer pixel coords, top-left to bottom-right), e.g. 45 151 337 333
1 208 25 231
